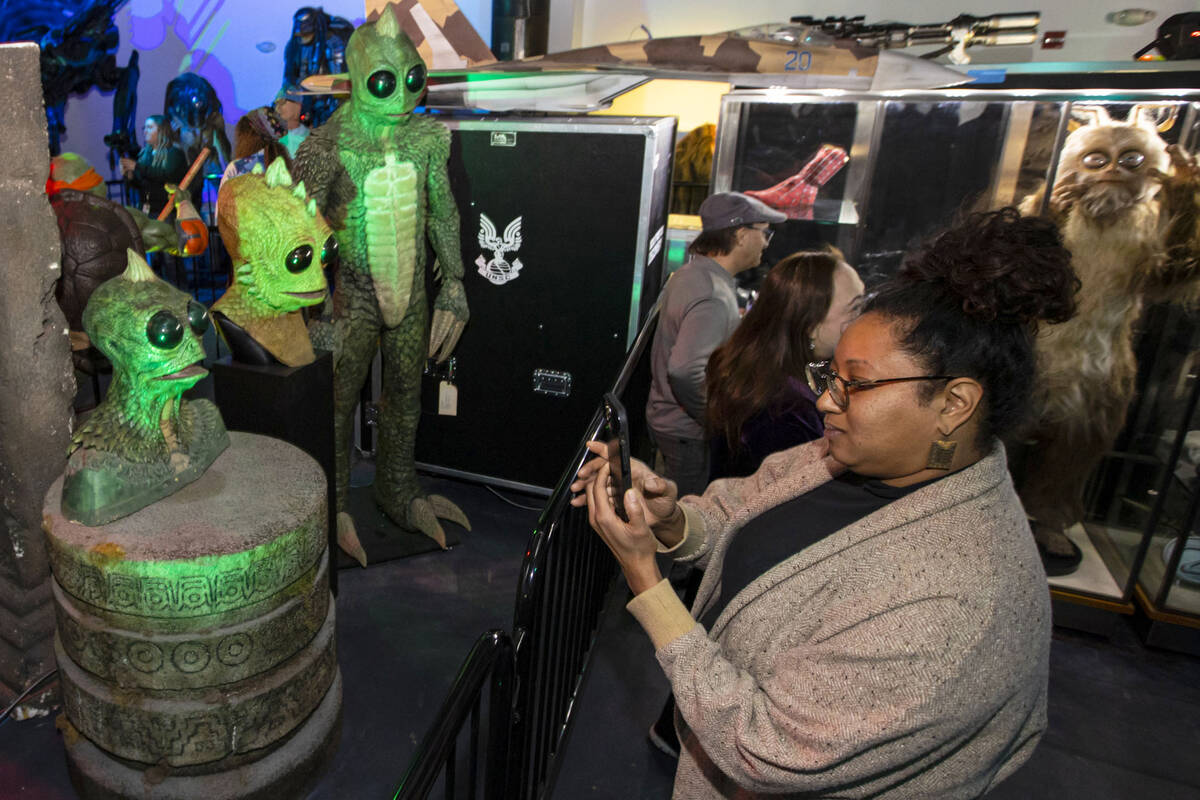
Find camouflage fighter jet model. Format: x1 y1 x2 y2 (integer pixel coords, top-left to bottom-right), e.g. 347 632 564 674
301 2 973 113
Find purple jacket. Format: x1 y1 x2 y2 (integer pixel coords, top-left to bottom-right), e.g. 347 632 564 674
709 377 823 481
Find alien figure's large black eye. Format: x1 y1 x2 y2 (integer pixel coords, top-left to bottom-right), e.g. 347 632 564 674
187 300 209 335
405 64 426 94
1081 151 1111 169
147 310 184 350
368 70 396 98
320 235 339 265
286 244 314 273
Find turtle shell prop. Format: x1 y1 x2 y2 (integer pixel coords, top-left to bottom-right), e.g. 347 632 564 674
51 188 144 333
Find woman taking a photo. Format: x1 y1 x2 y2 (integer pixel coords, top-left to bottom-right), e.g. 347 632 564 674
573 208 1077 799
706 248 863 480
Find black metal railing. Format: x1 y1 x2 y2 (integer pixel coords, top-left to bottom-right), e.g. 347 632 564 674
395 305 659 799
392 630 515 800
508 306 658 800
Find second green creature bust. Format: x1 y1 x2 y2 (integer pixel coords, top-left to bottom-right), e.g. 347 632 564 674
212 158 335 366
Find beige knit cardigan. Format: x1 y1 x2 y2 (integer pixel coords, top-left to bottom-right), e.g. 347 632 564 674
626 437 1051 799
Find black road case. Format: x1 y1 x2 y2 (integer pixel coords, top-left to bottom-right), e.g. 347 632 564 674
414 115 676 492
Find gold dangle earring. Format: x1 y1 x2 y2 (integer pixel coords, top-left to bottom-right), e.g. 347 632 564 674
926 438 957 470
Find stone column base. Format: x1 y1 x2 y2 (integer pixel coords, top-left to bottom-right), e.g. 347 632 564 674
63 670 342 800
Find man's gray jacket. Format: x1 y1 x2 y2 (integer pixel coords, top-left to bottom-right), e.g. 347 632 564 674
647 255 740 440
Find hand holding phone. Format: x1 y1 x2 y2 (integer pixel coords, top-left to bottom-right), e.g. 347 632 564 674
602 392 634 522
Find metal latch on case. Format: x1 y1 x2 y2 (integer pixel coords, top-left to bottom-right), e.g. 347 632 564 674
532 369 571 397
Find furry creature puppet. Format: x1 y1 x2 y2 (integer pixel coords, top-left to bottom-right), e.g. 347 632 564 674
1016 105 1200 574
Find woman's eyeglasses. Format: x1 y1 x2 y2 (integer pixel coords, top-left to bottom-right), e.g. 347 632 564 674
805 361 954 410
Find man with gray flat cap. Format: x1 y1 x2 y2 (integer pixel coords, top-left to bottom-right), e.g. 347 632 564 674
647 192 786 498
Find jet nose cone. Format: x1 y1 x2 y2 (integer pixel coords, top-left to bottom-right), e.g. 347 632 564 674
870 50 971 91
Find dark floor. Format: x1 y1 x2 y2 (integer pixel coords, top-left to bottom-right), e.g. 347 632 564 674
3 475 1200 799
0 473 539 800
552 592 1200 800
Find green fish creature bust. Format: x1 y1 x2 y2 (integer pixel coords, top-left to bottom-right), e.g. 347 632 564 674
61 250 230 526
211 158 334 367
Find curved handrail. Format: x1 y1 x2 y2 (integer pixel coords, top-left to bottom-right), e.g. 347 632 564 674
392 629 515 800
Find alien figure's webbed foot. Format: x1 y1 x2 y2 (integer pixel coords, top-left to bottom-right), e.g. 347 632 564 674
408 494 471 550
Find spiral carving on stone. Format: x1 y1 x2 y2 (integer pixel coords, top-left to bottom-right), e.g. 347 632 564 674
172 641 211 673
218 633 252 666
128 642 164 673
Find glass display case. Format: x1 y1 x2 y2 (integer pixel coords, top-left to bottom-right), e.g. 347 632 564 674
1114 299 1200 653
713 87 1200 633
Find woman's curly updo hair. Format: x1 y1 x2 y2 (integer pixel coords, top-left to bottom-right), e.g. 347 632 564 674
860 207 1080 446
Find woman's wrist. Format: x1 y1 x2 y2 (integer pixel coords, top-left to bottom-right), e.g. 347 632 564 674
652 504 686 548
624 562 663 596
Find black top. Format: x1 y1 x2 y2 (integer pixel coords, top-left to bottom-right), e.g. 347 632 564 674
699 472 941 629
129 146 187 219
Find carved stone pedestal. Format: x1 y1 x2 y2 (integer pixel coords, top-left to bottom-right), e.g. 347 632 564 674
43 433 341 799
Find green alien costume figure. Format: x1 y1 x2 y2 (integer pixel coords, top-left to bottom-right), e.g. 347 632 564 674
294 5 469 550
212 158 334 367
62 250 230 526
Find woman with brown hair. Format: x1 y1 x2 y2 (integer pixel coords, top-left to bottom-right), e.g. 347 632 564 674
120 114 187 219
219 106 291 187
706 249 863 480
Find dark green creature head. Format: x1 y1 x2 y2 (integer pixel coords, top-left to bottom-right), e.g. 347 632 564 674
346 4 428 123
216 159 333 313
84 250 209 397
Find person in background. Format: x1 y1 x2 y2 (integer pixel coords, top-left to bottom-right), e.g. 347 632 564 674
276 85 311 158
120 115 187 220
707 248 864 481
219 105 291 189
647 192 786 498
575 208 1078 799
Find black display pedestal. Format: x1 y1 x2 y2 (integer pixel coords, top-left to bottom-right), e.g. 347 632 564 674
211 350 337 594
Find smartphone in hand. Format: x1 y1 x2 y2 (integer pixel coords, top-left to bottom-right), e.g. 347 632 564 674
602 392 633 522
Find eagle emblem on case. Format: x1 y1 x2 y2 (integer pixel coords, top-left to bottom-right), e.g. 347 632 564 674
475 213 523 285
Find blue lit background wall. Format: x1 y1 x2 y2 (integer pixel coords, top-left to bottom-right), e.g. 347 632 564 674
60 0 492 172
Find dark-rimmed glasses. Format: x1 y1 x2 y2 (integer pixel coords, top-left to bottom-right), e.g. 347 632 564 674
805 361 954 411
746 224 774 244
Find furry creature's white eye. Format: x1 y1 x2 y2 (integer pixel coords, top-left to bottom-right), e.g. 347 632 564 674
1117 150 1146 170
1081 151 1111 169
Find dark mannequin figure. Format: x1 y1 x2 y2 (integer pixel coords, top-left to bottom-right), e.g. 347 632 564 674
163 72 232 185
283 6 354 128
